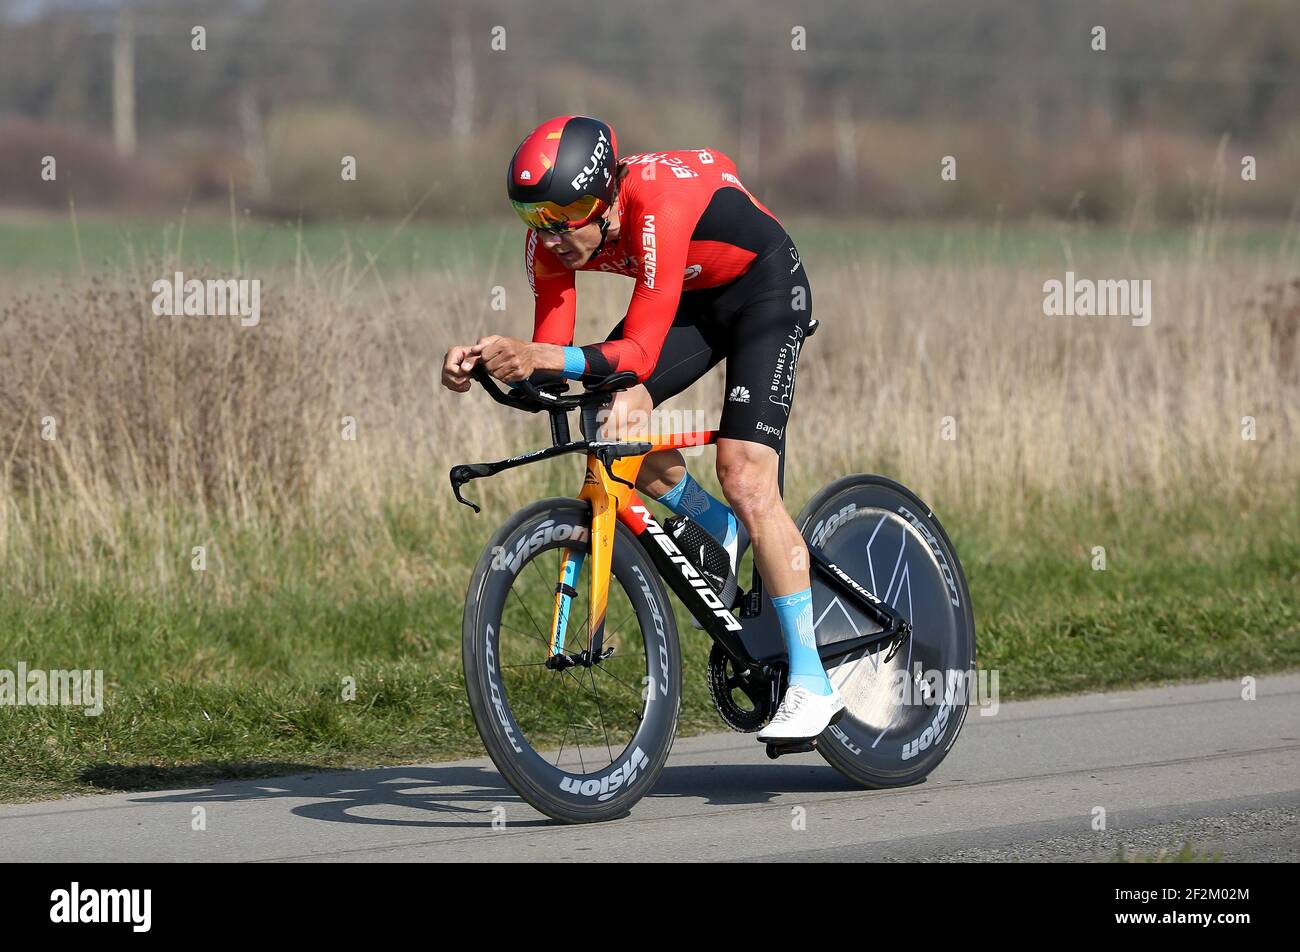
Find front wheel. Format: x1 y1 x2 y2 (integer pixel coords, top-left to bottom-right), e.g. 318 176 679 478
796 475 977 788
462 498 682 823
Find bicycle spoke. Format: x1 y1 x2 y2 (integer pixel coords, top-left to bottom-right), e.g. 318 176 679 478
571 608 592 648
566 603 636 662
533 667 567 748
596 667 646 735
554 723 568 767
602 606 640 648
588 665 615 765
500 621 551 649
562 667 598 698
555 668 618 769
529 554 556 599
494 540 652 775
591 663 641 696
507 584 550 648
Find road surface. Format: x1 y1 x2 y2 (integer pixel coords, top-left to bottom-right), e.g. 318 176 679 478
2 674 1297 862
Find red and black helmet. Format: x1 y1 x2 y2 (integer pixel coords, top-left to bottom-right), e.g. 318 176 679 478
507 116 619 232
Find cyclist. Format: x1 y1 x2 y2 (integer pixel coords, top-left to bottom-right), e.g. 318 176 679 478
442 115 842 740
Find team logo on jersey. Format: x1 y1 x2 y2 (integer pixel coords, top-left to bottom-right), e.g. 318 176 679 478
727 386 750 404
641 215 657 289
683 264 702 281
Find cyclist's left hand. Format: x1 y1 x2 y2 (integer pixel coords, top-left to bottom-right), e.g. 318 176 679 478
472 335 537 383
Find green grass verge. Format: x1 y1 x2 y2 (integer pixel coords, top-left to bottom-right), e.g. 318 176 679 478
2 215 1295 275
1 494 1296 802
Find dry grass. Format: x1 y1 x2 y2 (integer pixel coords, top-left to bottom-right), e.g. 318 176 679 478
791 253 1300 525
0 226 1297 598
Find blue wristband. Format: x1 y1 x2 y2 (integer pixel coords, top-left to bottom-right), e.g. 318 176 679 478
561 346 586 380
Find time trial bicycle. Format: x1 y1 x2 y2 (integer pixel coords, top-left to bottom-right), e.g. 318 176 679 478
452 337 976 823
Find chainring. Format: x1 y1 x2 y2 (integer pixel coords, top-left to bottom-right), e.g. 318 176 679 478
706 643 774 732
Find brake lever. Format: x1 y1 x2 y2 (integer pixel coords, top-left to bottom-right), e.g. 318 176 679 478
592 441 651 490
449 463 493 513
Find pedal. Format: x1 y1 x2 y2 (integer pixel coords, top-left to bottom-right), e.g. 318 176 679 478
761 706 843 758
765 739 818 760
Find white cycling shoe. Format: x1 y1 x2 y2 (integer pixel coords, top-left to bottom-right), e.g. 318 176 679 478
758 683 845 742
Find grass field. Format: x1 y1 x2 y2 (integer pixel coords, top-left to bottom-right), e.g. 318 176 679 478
2 493 1296 801
1 214 1297 801
3 210 1297 275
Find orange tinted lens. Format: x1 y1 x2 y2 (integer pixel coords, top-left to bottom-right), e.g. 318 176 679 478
512 195 604 231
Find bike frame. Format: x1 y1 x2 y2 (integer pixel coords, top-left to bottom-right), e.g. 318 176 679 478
451 370 912 678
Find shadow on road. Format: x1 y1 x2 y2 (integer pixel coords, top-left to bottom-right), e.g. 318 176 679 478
651 761 868 806
111 755 869 831
125 763 555 829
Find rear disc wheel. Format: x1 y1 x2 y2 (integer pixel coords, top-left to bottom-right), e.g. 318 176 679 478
796 475 976 788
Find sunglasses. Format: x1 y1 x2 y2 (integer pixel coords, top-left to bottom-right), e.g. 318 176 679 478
511 195 609 234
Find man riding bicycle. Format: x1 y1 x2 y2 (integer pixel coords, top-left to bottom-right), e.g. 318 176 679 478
442 115 842 740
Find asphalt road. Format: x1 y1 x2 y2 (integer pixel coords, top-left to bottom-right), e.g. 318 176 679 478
2 674 1297 862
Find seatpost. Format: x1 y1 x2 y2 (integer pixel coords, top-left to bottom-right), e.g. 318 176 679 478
579 400 608 441
549 408 571 446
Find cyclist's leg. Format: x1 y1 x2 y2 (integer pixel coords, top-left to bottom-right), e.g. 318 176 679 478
713 285 814 602
599 312 726 499
711 275 840 736
710 234 814 564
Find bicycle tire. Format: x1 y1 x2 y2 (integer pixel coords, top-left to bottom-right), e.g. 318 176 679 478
462 497 682 823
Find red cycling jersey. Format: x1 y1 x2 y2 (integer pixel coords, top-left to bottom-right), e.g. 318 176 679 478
525 149 783 382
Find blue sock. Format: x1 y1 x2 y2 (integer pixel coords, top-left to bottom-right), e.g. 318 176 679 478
655 471 739 547
772 588 832 695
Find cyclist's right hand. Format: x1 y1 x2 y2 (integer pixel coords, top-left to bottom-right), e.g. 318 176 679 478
442 345 481 392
